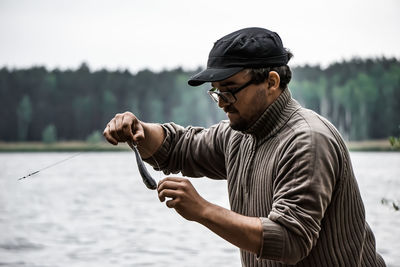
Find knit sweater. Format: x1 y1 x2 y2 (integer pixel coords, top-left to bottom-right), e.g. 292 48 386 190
146 89 386 266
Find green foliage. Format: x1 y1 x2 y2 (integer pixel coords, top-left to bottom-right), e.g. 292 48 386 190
1 58 400 142
388 136 400 150
16 95 32 141
42 124 57 144
293 58 400 141
86 130 103 144
102 89 118 121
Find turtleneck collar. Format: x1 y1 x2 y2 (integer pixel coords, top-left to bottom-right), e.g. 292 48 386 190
243 88 301 142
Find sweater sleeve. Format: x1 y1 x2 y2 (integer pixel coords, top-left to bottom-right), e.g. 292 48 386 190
144 121 231 180
258 129 341 264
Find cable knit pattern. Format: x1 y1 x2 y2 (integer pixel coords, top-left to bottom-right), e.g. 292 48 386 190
145 89 385 266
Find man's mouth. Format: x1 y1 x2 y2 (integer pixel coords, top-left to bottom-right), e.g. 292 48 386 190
224 107 237 113
226 110 238 120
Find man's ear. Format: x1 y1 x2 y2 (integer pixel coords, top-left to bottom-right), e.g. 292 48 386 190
267 71 280 92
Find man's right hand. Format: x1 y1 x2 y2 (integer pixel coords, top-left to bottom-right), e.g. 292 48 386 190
103 111 165 159
103 112 145 145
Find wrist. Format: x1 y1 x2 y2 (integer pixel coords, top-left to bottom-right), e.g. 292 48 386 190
138 122 164 158
198 201 218 225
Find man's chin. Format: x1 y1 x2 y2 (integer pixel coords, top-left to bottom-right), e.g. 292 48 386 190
226 112 250 131
229 119 249 131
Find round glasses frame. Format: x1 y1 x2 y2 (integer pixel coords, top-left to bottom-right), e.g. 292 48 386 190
207 80 253 104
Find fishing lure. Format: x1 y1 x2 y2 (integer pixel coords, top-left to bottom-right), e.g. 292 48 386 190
127 140 158 190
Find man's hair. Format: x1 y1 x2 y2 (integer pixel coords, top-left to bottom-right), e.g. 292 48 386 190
246 50 293 90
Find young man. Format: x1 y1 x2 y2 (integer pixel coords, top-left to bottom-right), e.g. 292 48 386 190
103 27 385 266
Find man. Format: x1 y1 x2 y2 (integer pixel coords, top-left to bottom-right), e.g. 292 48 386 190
103 27 385 266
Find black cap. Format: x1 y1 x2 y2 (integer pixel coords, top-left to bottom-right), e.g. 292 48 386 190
188 27 289 86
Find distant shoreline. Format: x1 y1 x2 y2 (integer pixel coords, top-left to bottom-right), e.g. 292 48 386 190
346 140 397 152
0 140 398 152
0 141 129 152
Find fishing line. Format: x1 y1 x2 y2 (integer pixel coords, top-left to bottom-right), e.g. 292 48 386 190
142 145 162 181
17 141 163 184
18 152 83 180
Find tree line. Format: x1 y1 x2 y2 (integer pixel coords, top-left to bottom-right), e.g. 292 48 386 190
1 58 399 142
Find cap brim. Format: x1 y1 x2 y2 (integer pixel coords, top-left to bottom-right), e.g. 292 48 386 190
188 67 244 86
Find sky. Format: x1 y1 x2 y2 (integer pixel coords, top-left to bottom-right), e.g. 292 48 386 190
0 0 399 73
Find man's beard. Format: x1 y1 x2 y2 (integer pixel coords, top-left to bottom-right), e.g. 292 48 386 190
224 106 251 131
225 88 268 131
229 118 251 131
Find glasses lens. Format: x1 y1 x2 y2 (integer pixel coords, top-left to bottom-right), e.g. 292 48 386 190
208 90 236 104
220 92 235 103
208 91 219 102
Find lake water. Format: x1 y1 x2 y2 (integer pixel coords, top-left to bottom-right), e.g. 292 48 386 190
0 152 399 267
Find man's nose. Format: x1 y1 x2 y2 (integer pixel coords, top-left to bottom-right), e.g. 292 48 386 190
218 97 230 109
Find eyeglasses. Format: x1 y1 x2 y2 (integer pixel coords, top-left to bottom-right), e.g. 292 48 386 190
208 80 253 104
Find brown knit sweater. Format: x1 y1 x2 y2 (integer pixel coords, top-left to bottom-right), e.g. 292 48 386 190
147 89 386 266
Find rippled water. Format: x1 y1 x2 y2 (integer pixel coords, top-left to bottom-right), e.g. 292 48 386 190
0 152 399 266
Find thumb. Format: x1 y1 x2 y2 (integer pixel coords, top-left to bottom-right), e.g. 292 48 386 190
132 119 145 143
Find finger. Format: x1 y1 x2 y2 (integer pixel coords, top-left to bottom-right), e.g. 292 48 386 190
103 124 118 145
111 116 126 142
107 117 118 140
158 189 181 202
132 118 145 143
121 114 135 142
166 198 179 208
114 114 127 142
157 180 181 193
160 177 187 183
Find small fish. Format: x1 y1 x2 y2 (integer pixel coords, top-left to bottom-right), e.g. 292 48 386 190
127 140 157 190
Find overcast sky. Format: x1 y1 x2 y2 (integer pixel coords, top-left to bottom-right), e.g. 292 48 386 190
1 0 399 72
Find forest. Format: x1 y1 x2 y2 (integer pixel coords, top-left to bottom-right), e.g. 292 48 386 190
1 58 399 142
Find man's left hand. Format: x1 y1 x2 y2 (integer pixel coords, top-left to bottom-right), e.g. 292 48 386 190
157 177 210 222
